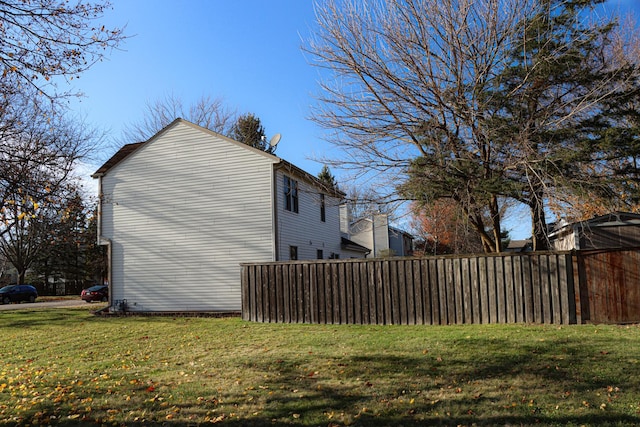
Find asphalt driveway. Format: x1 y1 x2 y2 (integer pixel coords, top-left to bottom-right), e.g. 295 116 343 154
0 299 102 311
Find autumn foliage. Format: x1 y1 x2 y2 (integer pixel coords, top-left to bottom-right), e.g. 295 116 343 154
410 200 483 255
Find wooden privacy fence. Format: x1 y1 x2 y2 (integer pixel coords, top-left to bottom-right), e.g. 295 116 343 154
241 252 586 325
576 248 640 324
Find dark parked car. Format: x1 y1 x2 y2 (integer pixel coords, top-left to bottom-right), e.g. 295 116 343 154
0 284 38 304
81 285 109 303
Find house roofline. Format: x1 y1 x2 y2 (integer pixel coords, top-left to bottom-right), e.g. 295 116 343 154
274 160 345 199
91 141 146 178
549 211 640 239
91 118 342 200
92 118 283 178
341 237 371 254
350 216 413 239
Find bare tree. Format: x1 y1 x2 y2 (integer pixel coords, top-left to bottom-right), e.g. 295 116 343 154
307 0 533 251
307 0 640 252
0 90 97 238
343 185 395 222
0 191 54 285
120 93 238 145
0 0 126 100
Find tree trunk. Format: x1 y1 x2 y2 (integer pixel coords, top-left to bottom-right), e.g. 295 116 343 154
467 211 498 253
530 195 549 251
490 195 503 253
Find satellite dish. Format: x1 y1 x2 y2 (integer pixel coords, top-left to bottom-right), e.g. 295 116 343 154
269 133 282 148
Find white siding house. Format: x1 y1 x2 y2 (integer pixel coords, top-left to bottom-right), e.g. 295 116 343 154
349 214 414 258
93 119 357 313
275 168 343 260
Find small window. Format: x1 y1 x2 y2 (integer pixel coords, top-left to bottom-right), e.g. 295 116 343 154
284 176 299 213
289 246 298 260
320 194 326 222
317 249 323 259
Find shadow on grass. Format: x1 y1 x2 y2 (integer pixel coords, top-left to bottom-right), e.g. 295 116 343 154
0 309 93 328
0 308 166 328
2 319 639 426
212 334 640 426
14 414 640 427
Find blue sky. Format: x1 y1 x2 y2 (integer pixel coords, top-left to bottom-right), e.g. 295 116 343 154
71 0 640 239
72 1 325 173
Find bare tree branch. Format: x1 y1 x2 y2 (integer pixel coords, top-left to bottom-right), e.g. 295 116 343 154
119 93 238 147
0 0 126 100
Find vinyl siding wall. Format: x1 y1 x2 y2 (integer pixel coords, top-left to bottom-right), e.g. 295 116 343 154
349 215 390 257
99 122 277 312
349 220 374 256
551 228 577 251
275 169 344 260
389 230 412 256
373 215 391 255
389 231 404 256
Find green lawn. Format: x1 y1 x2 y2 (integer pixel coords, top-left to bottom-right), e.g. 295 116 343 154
0 307 639 426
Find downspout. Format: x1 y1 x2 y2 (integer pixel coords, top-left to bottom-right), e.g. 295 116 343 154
95 174 103 246
95 174 113 309
102 238 112 309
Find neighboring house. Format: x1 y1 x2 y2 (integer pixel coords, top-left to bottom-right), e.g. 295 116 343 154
348 214 413 258
504 239 533 253
92 118 362 313
549 212 640 250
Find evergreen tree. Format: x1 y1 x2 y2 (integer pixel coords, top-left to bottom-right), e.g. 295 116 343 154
54 193 88 289
28 192 107 293
317 165 338 189
487 0 638 250
231 113 273 153
82 209 108 285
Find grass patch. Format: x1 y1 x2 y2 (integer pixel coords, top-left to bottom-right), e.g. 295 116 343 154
0 308 639 426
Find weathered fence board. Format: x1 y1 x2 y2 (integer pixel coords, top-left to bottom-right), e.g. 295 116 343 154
241 249 640 325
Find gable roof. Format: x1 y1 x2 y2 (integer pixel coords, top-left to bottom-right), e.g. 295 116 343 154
584 211 640 226
341 237 371 254
350 216 413 239
91 118 345 198
505 239 532 252
92 142 145 177
549 211 640 237
91 118 275 178
274 159 344 198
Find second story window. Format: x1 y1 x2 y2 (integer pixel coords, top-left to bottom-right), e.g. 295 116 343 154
284 176 299 213
320 194 326 222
